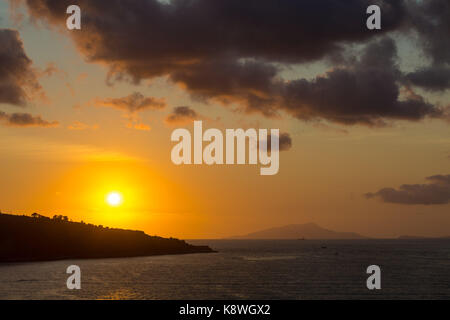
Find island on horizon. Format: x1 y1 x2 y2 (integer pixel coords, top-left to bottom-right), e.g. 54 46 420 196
227 223 450 240
228 223 368 240
0 212 215 263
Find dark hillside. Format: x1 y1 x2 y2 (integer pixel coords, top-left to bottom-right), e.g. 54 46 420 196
0 213 214 262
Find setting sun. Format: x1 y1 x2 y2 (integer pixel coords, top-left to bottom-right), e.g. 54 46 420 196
106 192 123 207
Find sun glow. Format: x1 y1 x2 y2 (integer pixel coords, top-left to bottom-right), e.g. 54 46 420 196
106 192 123 207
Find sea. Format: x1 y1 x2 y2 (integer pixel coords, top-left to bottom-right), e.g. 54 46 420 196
0 239 449 300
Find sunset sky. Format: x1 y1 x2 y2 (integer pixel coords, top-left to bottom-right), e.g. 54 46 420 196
0 0 449 239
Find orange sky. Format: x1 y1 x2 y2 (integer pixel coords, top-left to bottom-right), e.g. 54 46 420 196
0 1 449 239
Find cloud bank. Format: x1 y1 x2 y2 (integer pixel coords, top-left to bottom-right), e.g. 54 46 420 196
12 0 450 126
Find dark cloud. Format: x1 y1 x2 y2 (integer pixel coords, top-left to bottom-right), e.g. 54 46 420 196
260 132 292 152
0 29 42 106
406 67 450 92
0 111 59 127
94 92 166 113
170 57 283 117
13 0 449 125
278 133 293 152
281 38 443 126
17 0 405 65
404 0 450 93
407 0 450 65
165 106 199 124
170 39 443 125
365 175 450 205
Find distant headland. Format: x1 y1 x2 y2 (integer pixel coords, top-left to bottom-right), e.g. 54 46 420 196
0 213 215 263
228 223 368 240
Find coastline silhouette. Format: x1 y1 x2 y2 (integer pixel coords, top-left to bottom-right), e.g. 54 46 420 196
0 213 214 263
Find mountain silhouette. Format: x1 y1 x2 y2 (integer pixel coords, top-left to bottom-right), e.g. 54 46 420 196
0 213 214 263
229 223 367 239
398 235 450 240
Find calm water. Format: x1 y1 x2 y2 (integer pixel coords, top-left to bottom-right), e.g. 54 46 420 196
0 239 449 300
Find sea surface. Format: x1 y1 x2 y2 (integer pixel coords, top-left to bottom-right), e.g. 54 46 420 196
0 239 449 300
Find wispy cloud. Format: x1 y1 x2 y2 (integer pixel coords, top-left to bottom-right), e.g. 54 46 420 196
67 121 98 131
165 106 200 125
365 175 450 205
94 92 166 114
0 111 58 127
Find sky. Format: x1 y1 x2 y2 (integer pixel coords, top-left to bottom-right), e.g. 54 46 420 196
0 0 449 239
